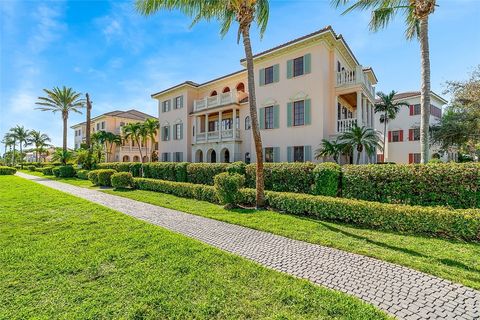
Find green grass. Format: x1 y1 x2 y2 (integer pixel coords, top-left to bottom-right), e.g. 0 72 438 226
101 188 480 290
0 176 388 319
19 169 95 188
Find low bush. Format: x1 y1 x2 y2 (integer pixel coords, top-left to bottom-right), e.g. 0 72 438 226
28 165 36 171
312 162 341 196
265 191 480 241
187 163 229 185
142 162 177 181
227 161 246 175
111 172 134 189
214 173 245 206
97 162 142 177
88 170 99 185
342 163 480 209
42 166 54 176
175 162 189 182
134 178 218 203
56 165 76 178
0 166 16 175
245 162 316 193
97 169 116 187
52 167 61 177
76 170 90 180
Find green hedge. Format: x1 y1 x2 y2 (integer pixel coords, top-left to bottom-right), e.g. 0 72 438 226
134 178 218 203
27 165 36 171
56 166 76 178
245 162 316 194
96 162 142 177
42 166 54 176
214 172 245 206
186 163 229 185
97 169 116 187
313 162 341 196
0 166 16 175
111 172 134 189
342 163 480 209
142 162 189 182
76 170 90 180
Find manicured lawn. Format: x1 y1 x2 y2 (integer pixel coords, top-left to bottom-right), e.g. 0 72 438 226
19 169 94 188
102 188 480 290
0 176 388 319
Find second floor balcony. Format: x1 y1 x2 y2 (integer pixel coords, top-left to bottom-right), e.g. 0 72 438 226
336 65 375 99
195 128 241 143
194 90 248 112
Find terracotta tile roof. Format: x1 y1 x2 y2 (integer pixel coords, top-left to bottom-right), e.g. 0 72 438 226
375 91 447 104
71 109 155 128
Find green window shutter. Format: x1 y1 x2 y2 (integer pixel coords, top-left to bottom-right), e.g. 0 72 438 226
262 148 266 161
259 107 265 129
304 53 311 74
259 68 265 86
179 152 183 162
287 60 293 79
304 145 312 162
273 147 280 162
287 146 293 162
304 99 311 125
179 123 183 140
273 105 280 129
179 96 184 108
273 64 279 83
161 127 164 141
287 102 293 127
167 126 171 141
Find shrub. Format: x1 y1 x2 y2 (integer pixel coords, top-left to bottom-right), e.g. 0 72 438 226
88 170 99 185
227 161 246 175
312 162 341 196
96 169 117 187
0 166 16 175
142 162 177 181
97 162 142 177
265 191 480 241
175 162 189 182
111 172 134 189
187 163 229 185
57 165 76 178
214 173 245 206
134 178 218 203
52 167 61 177
42 166 54 175
76 170 90 180
342 163 480 209
245 162 316 193
28 165 36 171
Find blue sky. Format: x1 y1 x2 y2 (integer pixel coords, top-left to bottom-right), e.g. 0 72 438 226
1 0 479 150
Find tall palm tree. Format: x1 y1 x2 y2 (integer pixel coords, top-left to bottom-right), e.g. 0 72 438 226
374 91 409 161
314 138 344 164
91 130 109 162
106 132 122 162
91 132 105 163
123 123 145 164
143 118 159 162
135 0 269 207
332 0 436 164
339 125 383 164
28 130 51 162
35 86 84 161
10 125 30 167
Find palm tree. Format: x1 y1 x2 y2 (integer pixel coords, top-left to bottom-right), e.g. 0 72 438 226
35 86 84 161
374 91 409 161
332 0 436 164
28 130 51 162
135 0 269 207
123 123 145 164
51 148 74 164
91 131 109 162
106 132 122 162
2 134 15 165
143 118 159 161
339 125 383 164
10 125 30 167
314 138 344 163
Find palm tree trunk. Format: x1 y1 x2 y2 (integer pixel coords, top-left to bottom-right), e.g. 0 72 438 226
383 114 387 162
62 113 68 160
19 143 23 168
12 141 16 166
419 17 431 164
242 27 265 208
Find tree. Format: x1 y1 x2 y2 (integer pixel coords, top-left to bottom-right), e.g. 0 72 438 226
123 123 145 164
9 125 30 168
2 134 15 165
35 86 84 162
374 91 409 161
106 132 122 162
28 130 51 162
143 118 159 161
332 0 437 163
51 148 74 164
338 125 383 164
135 0 269 207
314 138 344 163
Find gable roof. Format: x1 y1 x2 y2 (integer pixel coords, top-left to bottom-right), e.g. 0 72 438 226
71 109 155 128
375 91 448 104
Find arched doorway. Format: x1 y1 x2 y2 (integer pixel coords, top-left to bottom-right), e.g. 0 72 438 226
122 155 130 162
207 149 217 163
133 155 140 162
195 149 203 163
220 148 230 163
236 82 245 92
222 87 230 93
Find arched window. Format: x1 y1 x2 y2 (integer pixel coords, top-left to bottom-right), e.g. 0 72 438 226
122 155 130 162
236 82 245 93
245 116 251 130
222 87 230 93
210 90 218 96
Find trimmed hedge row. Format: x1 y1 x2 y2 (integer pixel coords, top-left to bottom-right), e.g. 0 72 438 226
96 162 142 177
0 166 16 175
342 163 480 209
131 176 480 241
53 166 76 178
111 172 134 189
76 170 90 180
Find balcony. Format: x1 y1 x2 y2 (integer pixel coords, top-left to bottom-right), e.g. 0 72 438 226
195 129 240 143
336 65 375 98
119 146 151 153
193 90 247 112
337 118 357 133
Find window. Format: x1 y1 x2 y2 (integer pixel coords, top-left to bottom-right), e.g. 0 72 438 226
174 96 183 109
390 130 403 142
411 104 421 115
221 118 232 131
293 146 304 162
101 121 105 129
293 100 305 126
245 116 251 130
174 152 183 162
208 121 218 132
162 100 170 113
174 123 182 140
96 123 100 130
409 128 420 141
264 66 274 85
409 153 421 164
162 152 170 162
162 126 170 141
431 105 442 118
293 56 304 77
264 106 274 129
264 147 274 163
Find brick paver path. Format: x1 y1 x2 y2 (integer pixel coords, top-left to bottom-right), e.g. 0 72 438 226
17 172 480 320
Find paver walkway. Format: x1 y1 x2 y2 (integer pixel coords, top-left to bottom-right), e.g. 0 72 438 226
17 172 480 320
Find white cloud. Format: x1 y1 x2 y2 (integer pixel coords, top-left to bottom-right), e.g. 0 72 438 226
28 3 67 53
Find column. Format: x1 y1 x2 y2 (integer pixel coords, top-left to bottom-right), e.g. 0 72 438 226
205 113 208 142
334 96 338 133
233 108 237 139
219 111 223 141
371 101 374 128
356 91 362 127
